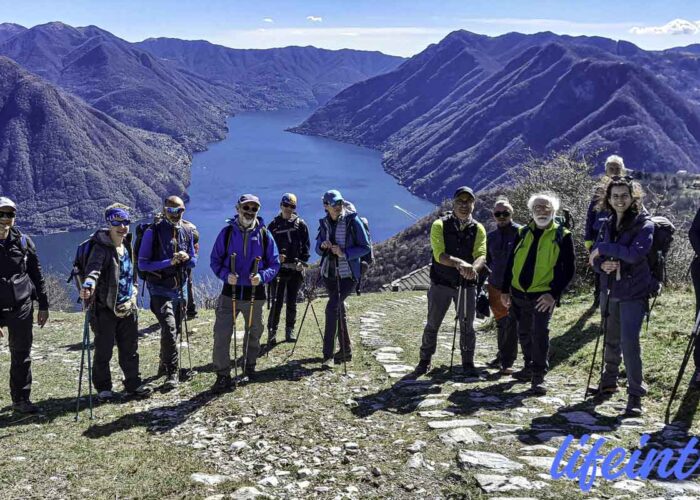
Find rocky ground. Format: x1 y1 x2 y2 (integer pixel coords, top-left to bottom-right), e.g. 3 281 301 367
0 290 699 499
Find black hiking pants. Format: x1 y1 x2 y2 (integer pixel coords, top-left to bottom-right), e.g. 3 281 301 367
268 269 303 338
0 298 33 403
90 306 142 392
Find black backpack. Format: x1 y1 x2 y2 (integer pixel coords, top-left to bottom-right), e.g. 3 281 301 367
355 215 374 266
68 236 95 286
648 215 676 295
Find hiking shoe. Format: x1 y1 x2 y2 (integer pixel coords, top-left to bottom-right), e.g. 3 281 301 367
691 371 700 389
267 334 277 348
412 359 431 378
285 327 296 342
531 378 547 395
321 358 333 370
601 385 618 395
499 367 514 375
461 362 481 377
212 374 232 393
511 367 532 381
163 373 179 391
625 395 643 417
486 357 501 368
244 366 257 382
12 400 39 414
97 390 117 402
124 383 152 398
334 351 352 364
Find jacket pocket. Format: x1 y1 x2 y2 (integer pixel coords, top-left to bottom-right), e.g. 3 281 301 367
0 274 33 307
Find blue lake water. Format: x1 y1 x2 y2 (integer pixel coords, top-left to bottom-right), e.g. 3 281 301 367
33 108 435 283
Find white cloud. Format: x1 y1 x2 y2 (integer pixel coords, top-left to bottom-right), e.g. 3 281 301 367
306 16 323 23
630 18 700 36
263 18 274 24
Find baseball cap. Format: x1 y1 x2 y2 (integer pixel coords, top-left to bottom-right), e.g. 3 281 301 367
0 197 17 211
237 194 261 206
322 190 343 205
281 193 297 206
453 186 475 200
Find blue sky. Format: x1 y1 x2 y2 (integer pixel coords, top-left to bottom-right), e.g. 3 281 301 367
2 0 700 56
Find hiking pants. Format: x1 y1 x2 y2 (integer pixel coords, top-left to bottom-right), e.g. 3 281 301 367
0 298 33 403
90 306 142 392
510 293 552 380
213 295 265 374
692 257 700 370
268 269 303 338
150 295 182 376
419 283 476 364
323 277 355 360
599 294 647 397
488 284 518 369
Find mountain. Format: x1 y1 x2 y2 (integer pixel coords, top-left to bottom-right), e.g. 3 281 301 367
0 56 191 233
293 31 700 200
0 23 26 43
135 37 405 108
0 22 243 151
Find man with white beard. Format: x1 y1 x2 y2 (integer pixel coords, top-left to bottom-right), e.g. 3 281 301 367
500 192 576 394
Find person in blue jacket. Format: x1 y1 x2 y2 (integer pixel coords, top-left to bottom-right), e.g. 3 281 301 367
316 190 371 368
210 194 280 391
138 196 197 390
589 176 655 417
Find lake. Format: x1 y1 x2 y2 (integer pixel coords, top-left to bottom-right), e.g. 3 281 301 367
32 108 435 284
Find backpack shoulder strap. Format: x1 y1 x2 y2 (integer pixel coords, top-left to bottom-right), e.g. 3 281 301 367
225 224 233 253
262 226 269 255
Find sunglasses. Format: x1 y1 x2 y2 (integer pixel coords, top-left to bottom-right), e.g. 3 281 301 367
493 211 511 218
282 202 296 209
323 201 343 208
610 175 633 182
108 219 130 227
165 206 185 215
0 212 16 219
241 204 259 213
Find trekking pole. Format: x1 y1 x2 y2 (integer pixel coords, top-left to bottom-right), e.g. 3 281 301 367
243 257 261 377
584 272 613 400
230 253 238 385
449 279 465 374
284 266 324 362
173 231 194 378
665 308 700 423
266 275 279 355
335 255 348 376
74 273 95 421
179 268 194 377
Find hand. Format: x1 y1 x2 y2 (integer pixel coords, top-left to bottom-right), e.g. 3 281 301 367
37 309 49 328
331 245 343 257
588 248 600 267
250 273 261 286
600 260 620 274
320 240 332 250
535 293 556 313
79 280 95 301
500 293 511 308
457 261 476 281
227 273 238 286
279 254 286 263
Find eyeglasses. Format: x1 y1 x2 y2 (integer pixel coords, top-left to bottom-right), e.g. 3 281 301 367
165 206 185 215
323 201 343 208
282 202 296 209
108 219 130 227
241 204 259 213
0 212 16 219
493 211 511 218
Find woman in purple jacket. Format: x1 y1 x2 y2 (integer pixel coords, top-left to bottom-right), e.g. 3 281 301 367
589 176 655 417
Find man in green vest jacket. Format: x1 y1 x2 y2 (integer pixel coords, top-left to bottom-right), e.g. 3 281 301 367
412 186 487 377
501 192 576 395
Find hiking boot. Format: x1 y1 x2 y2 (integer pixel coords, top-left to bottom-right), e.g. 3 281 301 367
321 358 333 370
511 367 532 381
97 390 117 402
531 377 547 395
285 327 296 342
125 383 152 399
163 373 179 391
600 385 618 395
486 357 501 369
461 361 481 377
12 400 39 414
691 370 700 390
412 359 431 378
625 395 643 417
212 374 232 393
244 366 257 382
267 332 277 348
334 351 352 364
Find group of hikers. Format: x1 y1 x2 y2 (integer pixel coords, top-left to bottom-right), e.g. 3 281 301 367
0 154 698 420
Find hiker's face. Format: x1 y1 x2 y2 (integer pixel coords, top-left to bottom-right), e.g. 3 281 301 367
0 208 16 231
324 201 343 221
164 201 185 224
453 194 474 219
606 163 623 177
531 199 554 228
108 217 130 239
492 203 512 228
237 203 259 226
609 185 632 214
280 202 295 219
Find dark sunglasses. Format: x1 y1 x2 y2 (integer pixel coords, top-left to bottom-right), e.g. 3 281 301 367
241 204 259 213
493 211 511 218
108 219 130 227
0 212 16 219
165 206 185 215
323 201 343 207
281 202 296 209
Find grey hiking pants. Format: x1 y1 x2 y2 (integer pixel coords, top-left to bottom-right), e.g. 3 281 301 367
419 283 476 363
213 294 265 374
600 294 647 397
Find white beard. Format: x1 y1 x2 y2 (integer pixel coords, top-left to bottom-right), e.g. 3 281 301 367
239 215 255 228
534 214 553 228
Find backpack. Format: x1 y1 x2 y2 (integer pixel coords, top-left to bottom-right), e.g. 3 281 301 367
342 200 374 267
68 237 95 286
648 215 676 295
133 216 194 281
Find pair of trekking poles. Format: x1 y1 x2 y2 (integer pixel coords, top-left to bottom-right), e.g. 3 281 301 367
229 253 262 385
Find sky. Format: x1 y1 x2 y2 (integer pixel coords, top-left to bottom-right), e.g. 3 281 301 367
2 0 700 56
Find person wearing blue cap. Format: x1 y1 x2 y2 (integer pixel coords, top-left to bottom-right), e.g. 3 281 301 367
0 197 49 414
316 189 371 368
210 194 280 390
267 193 310 345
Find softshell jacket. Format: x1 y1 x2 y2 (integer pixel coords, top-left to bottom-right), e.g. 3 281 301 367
268 213 311 264
210 216 280 296
85 230 137 313
486 222 521 290
0 227 48 310
315 210 371 281
593 211 656 301
584 197 610 249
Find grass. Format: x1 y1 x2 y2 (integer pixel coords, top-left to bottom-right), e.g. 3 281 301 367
0 287 698 498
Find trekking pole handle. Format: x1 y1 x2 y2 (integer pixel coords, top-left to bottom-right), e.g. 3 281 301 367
230 253 237 273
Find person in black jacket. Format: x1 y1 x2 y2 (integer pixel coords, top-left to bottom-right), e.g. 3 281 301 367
0 197 49 414
80 203 151 400
689 207 700 388
267 193 311 345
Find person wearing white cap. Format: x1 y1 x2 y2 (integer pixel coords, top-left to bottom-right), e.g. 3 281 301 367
0 197 49 414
